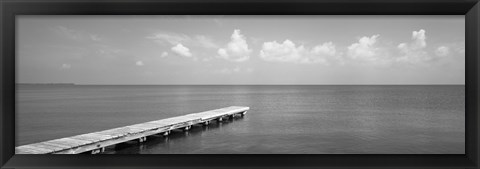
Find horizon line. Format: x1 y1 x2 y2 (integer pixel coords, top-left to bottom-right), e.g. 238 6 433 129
16 83 466 86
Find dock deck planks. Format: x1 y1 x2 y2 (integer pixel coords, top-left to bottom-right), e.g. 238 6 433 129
16 106 249 154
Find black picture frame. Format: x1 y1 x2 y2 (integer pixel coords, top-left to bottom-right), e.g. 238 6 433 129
1 0 479 168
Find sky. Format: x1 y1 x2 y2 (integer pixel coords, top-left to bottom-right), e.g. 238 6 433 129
17 16 465 85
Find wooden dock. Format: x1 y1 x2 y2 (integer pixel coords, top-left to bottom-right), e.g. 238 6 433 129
16 106 249 154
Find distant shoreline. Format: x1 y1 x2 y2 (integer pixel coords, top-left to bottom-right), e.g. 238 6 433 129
17 83 76 85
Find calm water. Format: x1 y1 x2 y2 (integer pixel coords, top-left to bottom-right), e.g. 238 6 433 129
16 85 465 154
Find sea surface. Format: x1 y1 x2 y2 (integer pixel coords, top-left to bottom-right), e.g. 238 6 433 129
16 85 465 154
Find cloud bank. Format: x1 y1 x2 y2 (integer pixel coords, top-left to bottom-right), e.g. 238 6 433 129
147 28 461 67
259 40 338 64
171 43 192 57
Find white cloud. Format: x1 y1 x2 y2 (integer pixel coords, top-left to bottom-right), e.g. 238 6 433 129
397 29 427 52
347 35 381 61
303 42 338 64
160 52 168 58
217 29 252 62
435 46 450 57
136 61 144 66
61 63 71 69
396 29 430 63
171 43 193 57
260 40 339 64
312 42 336 56
412 29 427 49
148 32 218 49
260 39 305 62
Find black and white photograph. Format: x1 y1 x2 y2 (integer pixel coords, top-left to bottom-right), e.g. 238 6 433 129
15 15 465 154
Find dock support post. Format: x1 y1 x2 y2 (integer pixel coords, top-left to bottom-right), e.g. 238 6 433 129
218 117 223 122
163 131 170 136
139 137 147 143
91 147 104 154
184 125 191 131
